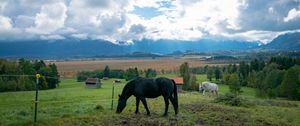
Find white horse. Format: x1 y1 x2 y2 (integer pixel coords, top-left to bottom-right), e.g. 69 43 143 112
199 81 218 96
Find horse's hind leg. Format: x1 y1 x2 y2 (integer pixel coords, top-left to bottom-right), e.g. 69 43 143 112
141 97 150 115
163 96 169 116
135 97 140 114
169 96 178 115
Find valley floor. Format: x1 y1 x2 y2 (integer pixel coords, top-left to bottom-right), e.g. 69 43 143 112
0 77 299 126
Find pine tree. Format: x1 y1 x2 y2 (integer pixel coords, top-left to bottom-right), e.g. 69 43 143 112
229 73 241 95
250 59 259 71
180 62 190 90
280 65 300 100
207 68 213 81
221 72 230 85
103 65 110 77
214 67 221 80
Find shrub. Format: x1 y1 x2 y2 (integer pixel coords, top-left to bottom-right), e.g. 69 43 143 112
95 105 104 111
214 93 246 106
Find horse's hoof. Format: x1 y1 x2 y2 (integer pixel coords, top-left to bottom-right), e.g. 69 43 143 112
135 112 140 114
162 114 168 117
146 113 151 116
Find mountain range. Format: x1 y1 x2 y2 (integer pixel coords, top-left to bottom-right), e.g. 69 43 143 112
0 32 299 59
263 32 300 50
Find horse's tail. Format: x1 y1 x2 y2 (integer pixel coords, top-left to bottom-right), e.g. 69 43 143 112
172 79 178 114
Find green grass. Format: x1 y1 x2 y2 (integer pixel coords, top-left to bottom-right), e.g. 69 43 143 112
0 75 300 126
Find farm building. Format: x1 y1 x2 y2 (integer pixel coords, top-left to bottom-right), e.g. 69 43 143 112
85 78 101 88
170 77 184 92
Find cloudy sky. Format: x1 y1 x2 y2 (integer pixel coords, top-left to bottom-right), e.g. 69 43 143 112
0 0 300 44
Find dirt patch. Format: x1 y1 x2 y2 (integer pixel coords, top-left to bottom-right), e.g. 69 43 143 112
117 116 159 126
110 113 180 126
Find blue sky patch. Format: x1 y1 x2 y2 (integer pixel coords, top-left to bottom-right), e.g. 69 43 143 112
132 6 161 19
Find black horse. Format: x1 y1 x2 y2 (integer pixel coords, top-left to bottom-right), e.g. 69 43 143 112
116 77 178 116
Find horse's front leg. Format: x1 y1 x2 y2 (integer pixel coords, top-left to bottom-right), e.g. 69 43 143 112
163 97 169 116
135 97 140 114
141 97 150 115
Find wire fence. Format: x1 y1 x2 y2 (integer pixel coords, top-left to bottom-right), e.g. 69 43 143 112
0 74 126 122
0 74 59 79
0 74 123 104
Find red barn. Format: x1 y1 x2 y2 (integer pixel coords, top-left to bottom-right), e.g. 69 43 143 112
170 77 184 92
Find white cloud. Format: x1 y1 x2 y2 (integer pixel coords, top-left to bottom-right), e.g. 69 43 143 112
67 0 129 40
284 8 300 22
0 1 7 13
0 15 26 40
0 0 299 43
0 15 12 30
71 33 88 40
40 34 65 40
26 2 67 34
127 0 244 41
221 30 282 44
132 0 162 8
268 7 274 13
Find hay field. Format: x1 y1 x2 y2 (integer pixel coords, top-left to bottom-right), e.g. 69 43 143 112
48 58 224 78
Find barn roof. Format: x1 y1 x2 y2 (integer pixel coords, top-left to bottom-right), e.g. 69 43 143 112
170 77 184 85
85 78 99 84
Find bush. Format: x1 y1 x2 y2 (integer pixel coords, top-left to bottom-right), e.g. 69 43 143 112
95 105 104 111
145 68 157 78
76 70 103 82
110 70 125 79
124 68 139 81
214 93 246 106
6 80 18 91
188 75 198 90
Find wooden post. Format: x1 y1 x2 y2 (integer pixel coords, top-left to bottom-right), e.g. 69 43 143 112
34 74 40 122
111 81 115 110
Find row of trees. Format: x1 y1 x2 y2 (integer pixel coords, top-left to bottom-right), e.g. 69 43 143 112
76 66 157 82
0 59 60 92
192 57 300 100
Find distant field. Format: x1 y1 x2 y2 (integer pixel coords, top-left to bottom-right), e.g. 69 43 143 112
48 58 225 78
0 74 299 126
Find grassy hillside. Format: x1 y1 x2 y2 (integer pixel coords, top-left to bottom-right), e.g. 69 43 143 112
0 75 299 126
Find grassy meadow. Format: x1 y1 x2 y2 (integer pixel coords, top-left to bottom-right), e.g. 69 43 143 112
0 75 300 126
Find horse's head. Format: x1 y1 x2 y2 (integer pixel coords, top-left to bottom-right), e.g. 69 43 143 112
116 94 127 113
199 84 205 92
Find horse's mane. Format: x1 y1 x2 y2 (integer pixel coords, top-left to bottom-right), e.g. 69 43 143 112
121 79 136 96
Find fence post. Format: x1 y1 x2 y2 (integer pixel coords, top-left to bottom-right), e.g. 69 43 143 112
111 81 115 110
34 74 40 122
